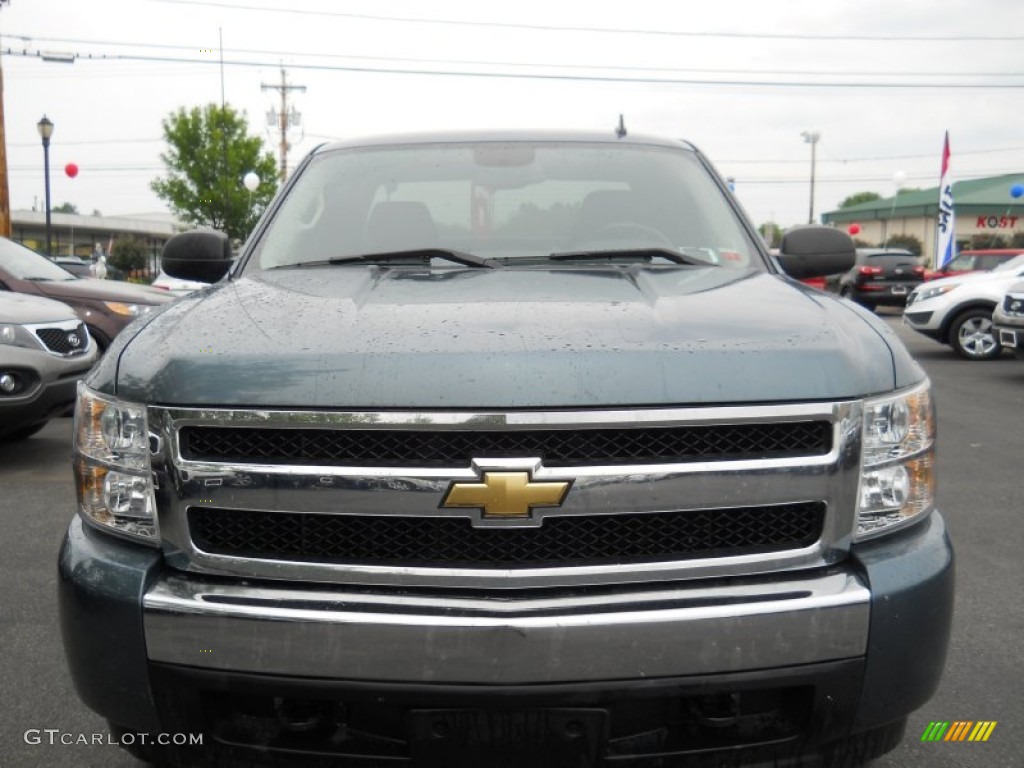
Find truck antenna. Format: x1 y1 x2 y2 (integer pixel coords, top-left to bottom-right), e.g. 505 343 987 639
616 114 627 139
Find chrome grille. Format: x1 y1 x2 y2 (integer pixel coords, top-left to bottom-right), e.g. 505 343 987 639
154 402 860 588
189 503 825 566
179 421 831 467
33 322 89 355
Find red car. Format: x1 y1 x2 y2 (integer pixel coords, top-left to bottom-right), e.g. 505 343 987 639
924 248 1024 280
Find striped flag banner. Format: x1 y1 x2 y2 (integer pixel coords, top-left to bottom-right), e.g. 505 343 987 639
936 132 956 269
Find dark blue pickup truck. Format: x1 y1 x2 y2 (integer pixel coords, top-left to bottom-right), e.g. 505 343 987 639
59 131 952 767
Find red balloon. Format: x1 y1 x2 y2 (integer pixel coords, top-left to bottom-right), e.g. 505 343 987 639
847 223 861 235
64 163 78 179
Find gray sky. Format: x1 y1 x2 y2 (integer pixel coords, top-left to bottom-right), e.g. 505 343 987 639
3 0 1024 228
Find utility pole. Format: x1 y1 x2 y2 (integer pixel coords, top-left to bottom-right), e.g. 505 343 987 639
261 67 305 182
0 0 13 238
801 130 821 225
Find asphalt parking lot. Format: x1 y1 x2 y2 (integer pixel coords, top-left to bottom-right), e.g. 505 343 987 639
1 314 1021 767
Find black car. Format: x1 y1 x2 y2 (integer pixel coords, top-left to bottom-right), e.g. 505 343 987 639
831 248 925 310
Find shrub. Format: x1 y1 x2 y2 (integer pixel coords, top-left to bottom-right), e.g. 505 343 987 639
108 237 147 274
885 234 923 256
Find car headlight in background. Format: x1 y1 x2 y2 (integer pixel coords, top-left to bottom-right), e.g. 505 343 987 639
74 384 159 544
856 380 935 540
102 301 154 317
1003 292 1024 316
912 284 959 303
0 323 41 349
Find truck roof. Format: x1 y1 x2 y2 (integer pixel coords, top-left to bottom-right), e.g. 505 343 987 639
314 130 698 154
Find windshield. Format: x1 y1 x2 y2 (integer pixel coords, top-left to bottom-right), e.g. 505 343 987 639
247 141 764 272
865 253 920 268
0 238 77 281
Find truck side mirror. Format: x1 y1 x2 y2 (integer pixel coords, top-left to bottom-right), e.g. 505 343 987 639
161 230 233 283
776 226 856 279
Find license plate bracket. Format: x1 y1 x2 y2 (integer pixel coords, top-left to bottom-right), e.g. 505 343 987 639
409 708 607 767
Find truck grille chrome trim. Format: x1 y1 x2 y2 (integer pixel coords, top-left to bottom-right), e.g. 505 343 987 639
189 502 825 566
149 402 862 588
180 421 831 467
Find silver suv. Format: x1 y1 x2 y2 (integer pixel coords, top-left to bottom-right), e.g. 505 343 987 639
993 280 1024 360
0 292 98 441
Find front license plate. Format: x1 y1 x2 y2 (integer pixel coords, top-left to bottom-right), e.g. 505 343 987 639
409 708 607 767
999 329 1018 347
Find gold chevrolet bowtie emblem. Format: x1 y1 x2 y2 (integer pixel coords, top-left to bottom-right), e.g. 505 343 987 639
441 471 570 518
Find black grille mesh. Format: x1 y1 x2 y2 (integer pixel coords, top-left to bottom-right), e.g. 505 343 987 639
189 503 824 567
180 421 831 467
35 323 88 354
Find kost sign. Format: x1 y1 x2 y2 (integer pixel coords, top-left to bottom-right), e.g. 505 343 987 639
976 215 1019 229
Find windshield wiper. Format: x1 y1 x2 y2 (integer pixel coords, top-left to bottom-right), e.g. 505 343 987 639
547 248 712 266
328 248 501 269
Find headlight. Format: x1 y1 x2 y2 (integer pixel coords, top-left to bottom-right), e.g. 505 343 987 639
103 301 153 317
1004 293 1024 316
914 284 958 303
73 384 159 544
856 380 935 540
0 323 41 349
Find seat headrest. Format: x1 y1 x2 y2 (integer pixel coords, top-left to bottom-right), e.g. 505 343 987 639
364 201 438 253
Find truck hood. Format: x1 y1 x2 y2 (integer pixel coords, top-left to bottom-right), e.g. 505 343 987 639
106 266 920 408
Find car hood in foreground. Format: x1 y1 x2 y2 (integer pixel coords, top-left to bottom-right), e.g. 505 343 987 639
34 277 174 305
102 266 922 408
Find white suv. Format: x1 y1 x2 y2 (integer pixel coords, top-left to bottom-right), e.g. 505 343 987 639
903 254 1024 359
993 280 1024 360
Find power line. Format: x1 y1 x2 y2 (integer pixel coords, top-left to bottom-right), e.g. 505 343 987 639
732 171 1018 185
5 48 1024 89
722 145 1024 164
7 33 1024 79
144 0 1024 43
7 138 161 148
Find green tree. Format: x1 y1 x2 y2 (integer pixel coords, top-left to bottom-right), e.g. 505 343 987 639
885 234 923 256
758 221 783 248
838 191 882 209
108 237 147 274
52 202 78 214
151 104 278 241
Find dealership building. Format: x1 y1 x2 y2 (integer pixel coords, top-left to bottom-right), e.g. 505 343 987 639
822 173 1024 266
9 209 183 268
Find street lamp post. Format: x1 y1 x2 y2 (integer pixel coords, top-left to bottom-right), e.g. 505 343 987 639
801 130 821 225
37 115 54 256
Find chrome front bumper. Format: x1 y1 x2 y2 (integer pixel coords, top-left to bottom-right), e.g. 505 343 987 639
144 568 869 684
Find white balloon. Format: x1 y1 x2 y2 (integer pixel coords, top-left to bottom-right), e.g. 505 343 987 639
243 172 260 192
